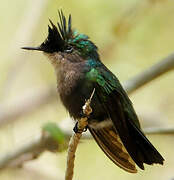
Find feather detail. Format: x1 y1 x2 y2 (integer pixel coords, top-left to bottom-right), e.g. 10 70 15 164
86 64 164 170
39 10 73 53
88 125 137 173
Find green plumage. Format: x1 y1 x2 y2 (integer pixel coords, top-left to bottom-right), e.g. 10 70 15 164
84 60 163 169
85 62 140 127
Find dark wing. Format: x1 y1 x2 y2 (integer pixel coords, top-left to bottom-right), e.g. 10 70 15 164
88 125 137 173
86 66 164 170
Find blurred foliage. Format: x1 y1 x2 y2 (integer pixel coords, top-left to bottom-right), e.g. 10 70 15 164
0 0 174 180
43 122 65 145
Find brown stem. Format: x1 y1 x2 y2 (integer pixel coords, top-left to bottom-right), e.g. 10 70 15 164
65 88 95 180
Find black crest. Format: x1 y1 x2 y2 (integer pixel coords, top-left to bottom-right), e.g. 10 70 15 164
22 10 73 53
40 10 72 53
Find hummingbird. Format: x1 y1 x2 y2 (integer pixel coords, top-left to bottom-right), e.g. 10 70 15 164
22 10 164 173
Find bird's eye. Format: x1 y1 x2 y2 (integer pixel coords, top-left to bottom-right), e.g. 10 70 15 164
65 46 73 53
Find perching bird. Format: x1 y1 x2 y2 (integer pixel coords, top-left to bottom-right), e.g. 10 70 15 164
22 10 164 173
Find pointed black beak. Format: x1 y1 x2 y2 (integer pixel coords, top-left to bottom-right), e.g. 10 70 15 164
21 46 44 51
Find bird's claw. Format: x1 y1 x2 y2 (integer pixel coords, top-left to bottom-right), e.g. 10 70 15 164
73 122 88 133
73 122 79 133
80 110 87 118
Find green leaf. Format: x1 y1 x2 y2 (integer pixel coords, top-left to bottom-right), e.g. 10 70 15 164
43 122 65 144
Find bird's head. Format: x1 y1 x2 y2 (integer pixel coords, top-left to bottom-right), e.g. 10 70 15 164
22 10 99 63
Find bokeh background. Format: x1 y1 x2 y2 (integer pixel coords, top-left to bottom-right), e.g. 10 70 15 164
0 0 174 179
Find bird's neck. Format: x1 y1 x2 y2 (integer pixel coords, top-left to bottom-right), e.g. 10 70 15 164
56 59 86 97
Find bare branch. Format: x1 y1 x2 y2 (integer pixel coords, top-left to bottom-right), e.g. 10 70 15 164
123 53 174 94
0 131 54 169
144 127 174 135
0 119 92 169
0 87 57 126
0 127 69 169
65 88 95 180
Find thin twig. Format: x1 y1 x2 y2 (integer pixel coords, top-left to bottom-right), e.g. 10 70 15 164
65 88 95 180
144 127 174 135
123 53 174 94
0 119 92 169
65 133 82 180
0 129 66 169
0 87 57 126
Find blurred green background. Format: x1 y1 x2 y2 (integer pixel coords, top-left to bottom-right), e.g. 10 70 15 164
0 0 174 179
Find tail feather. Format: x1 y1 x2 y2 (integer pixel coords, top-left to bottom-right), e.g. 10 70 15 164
88 125 137 173
105 93 164 169
88 120 164 173
127 120 164 165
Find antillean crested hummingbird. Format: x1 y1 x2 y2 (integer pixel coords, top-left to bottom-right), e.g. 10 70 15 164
22 10 164 173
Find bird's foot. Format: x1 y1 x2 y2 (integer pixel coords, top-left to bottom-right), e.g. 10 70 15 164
80 110 90 118
73 122 88 133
